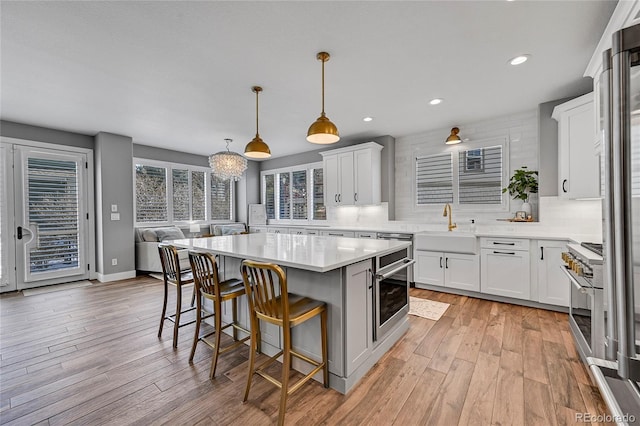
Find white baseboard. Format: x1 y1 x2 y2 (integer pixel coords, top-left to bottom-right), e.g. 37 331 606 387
96 270 136 282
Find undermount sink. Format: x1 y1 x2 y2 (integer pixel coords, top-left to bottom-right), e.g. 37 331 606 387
414 231 478 254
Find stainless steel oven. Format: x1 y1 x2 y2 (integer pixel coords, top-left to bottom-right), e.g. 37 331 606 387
373 247 415 342
563 243 606 360
376 232 414 284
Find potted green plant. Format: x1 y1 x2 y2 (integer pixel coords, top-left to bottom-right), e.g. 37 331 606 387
503 166 538 217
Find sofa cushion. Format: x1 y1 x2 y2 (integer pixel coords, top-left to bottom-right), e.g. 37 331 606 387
155 227 186 241
141 228 159 242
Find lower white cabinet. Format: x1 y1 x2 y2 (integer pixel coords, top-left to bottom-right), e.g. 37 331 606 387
356 231 377 239
320 230 356 238
344 259 373 375
268 227 289 234
288 228 308 235
250 226 268 233
536 240 570 307
481 248 530 300
414 250 479 292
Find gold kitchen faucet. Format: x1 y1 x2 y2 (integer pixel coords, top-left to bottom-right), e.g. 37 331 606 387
443 203 457 231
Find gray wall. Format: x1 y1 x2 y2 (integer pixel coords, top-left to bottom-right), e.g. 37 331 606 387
257 135 396 219
1 120 94 149
538 96 578 196
133 143 209 167
236 161 260 224
95 132 135 275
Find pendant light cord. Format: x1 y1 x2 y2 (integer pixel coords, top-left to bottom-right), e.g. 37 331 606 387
255 89 260 136
321 58 325 116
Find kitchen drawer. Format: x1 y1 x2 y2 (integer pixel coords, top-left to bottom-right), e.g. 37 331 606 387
320 230 355 238
268 227 289 234
480 237 529 251
288 228 307 235
355 231 377 239
305 229 319 235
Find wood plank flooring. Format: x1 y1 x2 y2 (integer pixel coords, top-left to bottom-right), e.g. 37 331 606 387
0 276 611 425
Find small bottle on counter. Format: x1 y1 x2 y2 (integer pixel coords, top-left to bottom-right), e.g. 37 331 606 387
470 219 476 232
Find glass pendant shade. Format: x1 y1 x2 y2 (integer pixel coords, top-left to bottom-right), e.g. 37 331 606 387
209 139 247 181
307 51 340 144
445 127 462 145
244 86 272 159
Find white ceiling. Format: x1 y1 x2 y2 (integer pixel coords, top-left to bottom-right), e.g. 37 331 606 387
0 1 617 159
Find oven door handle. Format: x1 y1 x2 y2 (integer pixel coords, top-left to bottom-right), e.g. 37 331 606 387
375 259 415 280
561 265 590 295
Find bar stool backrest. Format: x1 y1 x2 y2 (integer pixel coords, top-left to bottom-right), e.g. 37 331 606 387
241 260 289 324
158 243 182 283
188 251 221 299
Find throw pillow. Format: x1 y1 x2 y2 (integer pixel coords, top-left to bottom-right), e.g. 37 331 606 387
141 228 159 242
155 227 186 241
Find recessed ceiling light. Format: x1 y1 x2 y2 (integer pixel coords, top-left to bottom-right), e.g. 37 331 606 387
429 98 443 105
509 55 530 66
363 116 373 122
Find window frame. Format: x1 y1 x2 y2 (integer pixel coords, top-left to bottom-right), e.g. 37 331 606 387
133 157 234 226
413 137 510 212
260 161 325 224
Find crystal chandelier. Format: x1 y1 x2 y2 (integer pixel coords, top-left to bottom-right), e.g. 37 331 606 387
209 138 247 181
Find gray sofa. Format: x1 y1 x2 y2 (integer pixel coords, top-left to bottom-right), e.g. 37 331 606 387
135 223 247 272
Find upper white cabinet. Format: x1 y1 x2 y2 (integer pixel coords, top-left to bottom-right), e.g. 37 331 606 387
536 239 570 307
552 93 599 199
320 142 382 207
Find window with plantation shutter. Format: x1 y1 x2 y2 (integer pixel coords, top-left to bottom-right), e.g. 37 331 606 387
458 146 503 204
135 164 168 223
172 169 189 221
416 153 453 205
192 171 205 220
264 174 275 220
312 168 326 220
210 174 231 221
292 170 307 220
279 173 291 219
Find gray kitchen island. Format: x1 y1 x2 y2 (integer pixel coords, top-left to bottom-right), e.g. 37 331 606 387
171 232 411 394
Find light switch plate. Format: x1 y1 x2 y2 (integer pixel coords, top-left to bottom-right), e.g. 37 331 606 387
110 213 120 221
111 204 118 212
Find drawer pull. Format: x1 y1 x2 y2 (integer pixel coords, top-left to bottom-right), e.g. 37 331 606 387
493 242 515 246
493 251 515 255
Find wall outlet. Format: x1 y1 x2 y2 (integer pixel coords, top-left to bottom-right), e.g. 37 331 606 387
111 258 117 266
110 213 120 221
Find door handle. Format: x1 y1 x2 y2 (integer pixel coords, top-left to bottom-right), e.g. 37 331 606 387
338 194 341 203
562 179 568 193
439 256 443 268
445 257 449 269
17 226 23 240
354 193 358 202
335 194 338 203
540 247 544 260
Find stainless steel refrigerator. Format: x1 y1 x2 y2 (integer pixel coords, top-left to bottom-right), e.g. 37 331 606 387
590 22 640 423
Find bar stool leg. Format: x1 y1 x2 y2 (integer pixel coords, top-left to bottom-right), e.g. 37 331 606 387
158 279 168 338
243 315 258 402
209 299 223 379
189 291 202 363
321 309 329 388
278 326 292 426
232 298 238 341
173 285 182 348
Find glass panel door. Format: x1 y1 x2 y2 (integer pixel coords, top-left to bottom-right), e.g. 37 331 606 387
0 143 16 291
14 146 89 287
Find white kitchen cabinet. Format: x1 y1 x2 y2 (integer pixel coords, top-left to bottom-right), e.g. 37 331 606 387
250 226 269 233
414 250 479 292
268 227 289 234
288 228 307 235
536 239 570 307
355 231 377 239
344 259 373 375
305 229 319 235
320 230 355 238
320 142 382 206
481 247 531 300
552 93 599 199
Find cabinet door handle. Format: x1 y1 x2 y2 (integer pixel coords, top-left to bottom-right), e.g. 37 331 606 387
445 257 449 269
540 247 544 260
493 251 516 255
335 194 338 203
562 179 568 193
338 194 341 203
439 256 443 268
354 192 358 202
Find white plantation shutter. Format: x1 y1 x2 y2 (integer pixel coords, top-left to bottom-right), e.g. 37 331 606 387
278 173 291 219
292 170 307 220
192 171 205 220
264 174 275 220
312 168 326 220
458 146 503 204
210 174 231 221
26 157 80 273
416 153 453 205
135 164 168 223
172 169 189 221
0 145 9 286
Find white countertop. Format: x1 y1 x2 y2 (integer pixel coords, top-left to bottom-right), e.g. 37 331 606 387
171 233 411 273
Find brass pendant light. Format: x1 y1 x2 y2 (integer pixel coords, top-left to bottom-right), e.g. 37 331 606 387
244 86 272 159
445 127 462 145
307 51 340 144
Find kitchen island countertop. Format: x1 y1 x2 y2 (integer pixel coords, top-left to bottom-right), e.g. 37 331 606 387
171 233 411 273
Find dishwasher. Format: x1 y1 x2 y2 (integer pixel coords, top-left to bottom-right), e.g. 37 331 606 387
376 232 414 285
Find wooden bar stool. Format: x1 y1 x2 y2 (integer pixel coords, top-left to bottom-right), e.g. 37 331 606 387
240 260 328 426
188 250 250 378
157 243 196 348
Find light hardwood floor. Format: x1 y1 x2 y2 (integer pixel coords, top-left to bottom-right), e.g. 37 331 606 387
0 275 610 425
